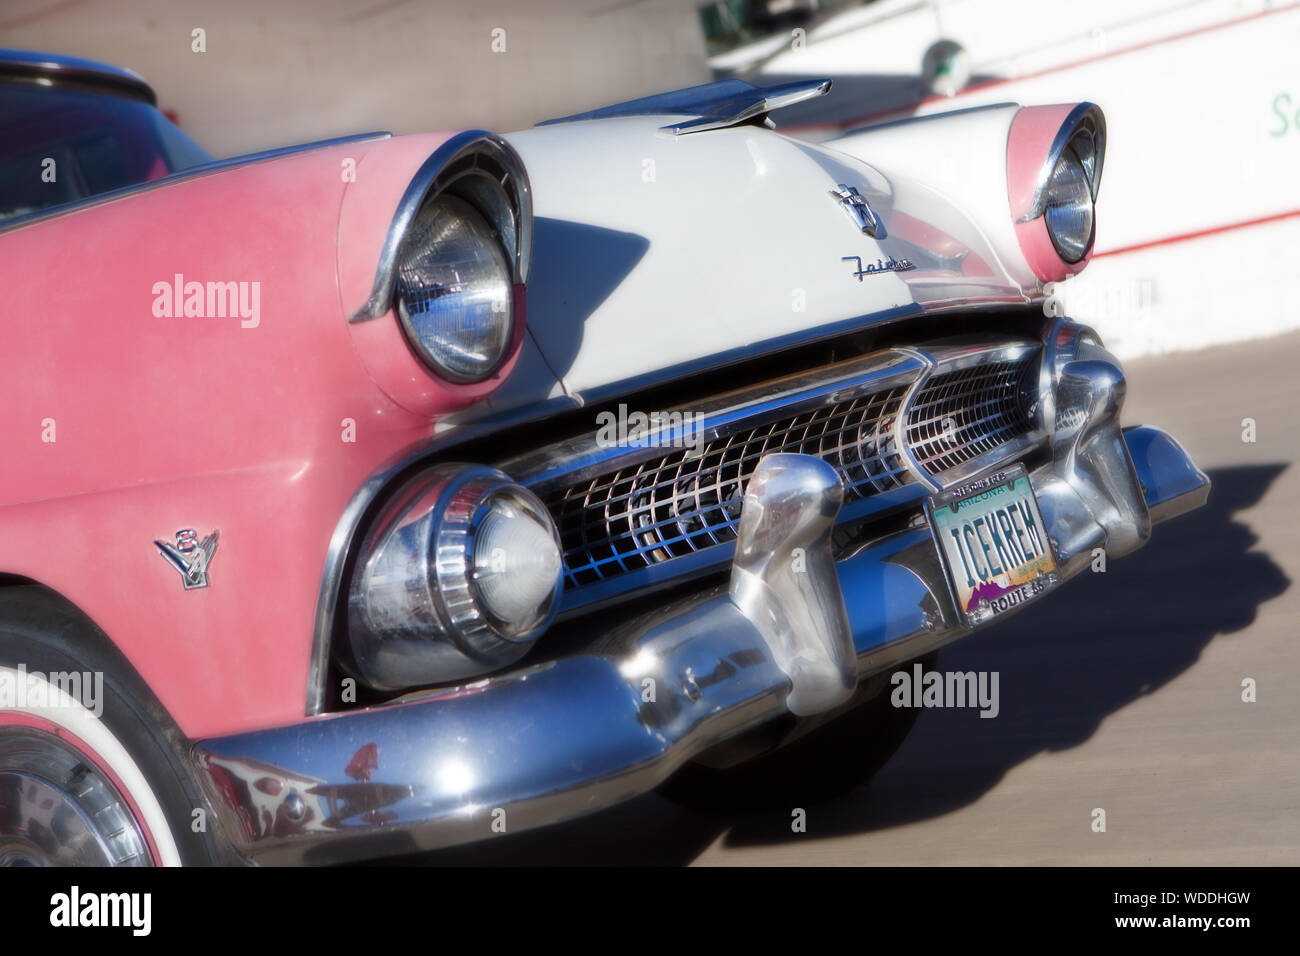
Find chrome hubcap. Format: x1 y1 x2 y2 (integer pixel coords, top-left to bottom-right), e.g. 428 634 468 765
0 729 153 867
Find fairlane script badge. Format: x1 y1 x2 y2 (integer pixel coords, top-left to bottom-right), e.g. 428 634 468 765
843 254 915 280
155 528 219 590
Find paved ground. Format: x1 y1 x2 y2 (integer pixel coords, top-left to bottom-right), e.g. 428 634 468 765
419 331 1299 866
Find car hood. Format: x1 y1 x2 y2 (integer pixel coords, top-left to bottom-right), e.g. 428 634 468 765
500 115 1028 406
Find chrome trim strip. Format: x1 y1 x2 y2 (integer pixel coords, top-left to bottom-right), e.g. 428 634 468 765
504 350 923 492
839 101 1019 138
538 77 832 135
307 456 401 716
891 347 944 492
348 131 533 323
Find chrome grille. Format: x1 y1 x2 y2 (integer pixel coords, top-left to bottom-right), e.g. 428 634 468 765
527 344 1043 598
547 386 911 587
905 355 1039 476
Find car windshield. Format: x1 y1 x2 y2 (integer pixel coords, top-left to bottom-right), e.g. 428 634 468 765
0 83 211 223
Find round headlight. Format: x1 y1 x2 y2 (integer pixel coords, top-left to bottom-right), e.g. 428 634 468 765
346 465 564 690
1043 146 1094 264
395 194 514 383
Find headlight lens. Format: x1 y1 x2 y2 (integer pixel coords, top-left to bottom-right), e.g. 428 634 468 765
345 466 564 690
1043 146 1094 264
395 194 514 383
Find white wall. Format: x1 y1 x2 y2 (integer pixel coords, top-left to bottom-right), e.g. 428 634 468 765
748 0 1300 359
0 0 710 156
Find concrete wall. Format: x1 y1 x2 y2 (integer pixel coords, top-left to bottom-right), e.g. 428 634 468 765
0 0 711 156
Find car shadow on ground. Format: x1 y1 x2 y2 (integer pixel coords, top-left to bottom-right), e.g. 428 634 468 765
398 463 1288 865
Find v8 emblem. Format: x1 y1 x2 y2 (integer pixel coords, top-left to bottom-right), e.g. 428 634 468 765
155 528 219 590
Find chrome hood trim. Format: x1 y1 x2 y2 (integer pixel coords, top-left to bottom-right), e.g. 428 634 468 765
538 77 833 135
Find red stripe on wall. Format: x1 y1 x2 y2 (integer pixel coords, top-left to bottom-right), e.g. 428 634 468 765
1094 209 1300 258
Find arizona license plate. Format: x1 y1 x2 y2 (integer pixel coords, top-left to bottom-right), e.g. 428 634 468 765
925 463 1060 627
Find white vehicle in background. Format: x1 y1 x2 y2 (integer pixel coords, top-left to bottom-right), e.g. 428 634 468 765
720 0 1300 359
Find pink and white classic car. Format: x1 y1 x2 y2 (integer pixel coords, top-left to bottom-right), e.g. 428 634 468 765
0 50 1208 865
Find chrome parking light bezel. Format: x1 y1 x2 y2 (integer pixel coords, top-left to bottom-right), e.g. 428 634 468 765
433 469 563 645
343 464 563 691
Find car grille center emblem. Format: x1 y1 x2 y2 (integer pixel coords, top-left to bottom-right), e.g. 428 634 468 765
155 528 219 590
830 183 886 238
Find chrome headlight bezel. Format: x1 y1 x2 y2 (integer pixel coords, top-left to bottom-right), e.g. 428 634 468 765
1014 103 1107 271
1022 105 1106 219
347 131 533 384
344 464 564 691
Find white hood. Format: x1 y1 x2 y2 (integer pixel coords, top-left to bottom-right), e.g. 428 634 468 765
499 111 1030 406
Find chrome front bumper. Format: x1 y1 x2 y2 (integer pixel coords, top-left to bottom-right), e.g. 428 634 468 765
194 375 1208 865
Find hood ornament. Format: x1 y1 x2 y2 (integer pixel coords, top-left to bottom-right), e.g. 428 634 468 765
155 528 219 590
830 184 886 239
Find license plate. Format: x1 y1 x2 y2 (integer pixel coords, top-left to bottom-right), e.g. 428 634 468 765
925 463 1060 627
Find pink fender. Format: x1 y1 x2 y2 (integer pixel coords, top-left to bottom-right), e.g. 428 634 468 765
0 133 517 738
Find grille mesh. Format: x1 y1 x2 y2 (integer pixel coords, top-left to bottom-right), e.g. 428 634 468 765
547 387 910 587
905 355 1038 476
544 350 1039 590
